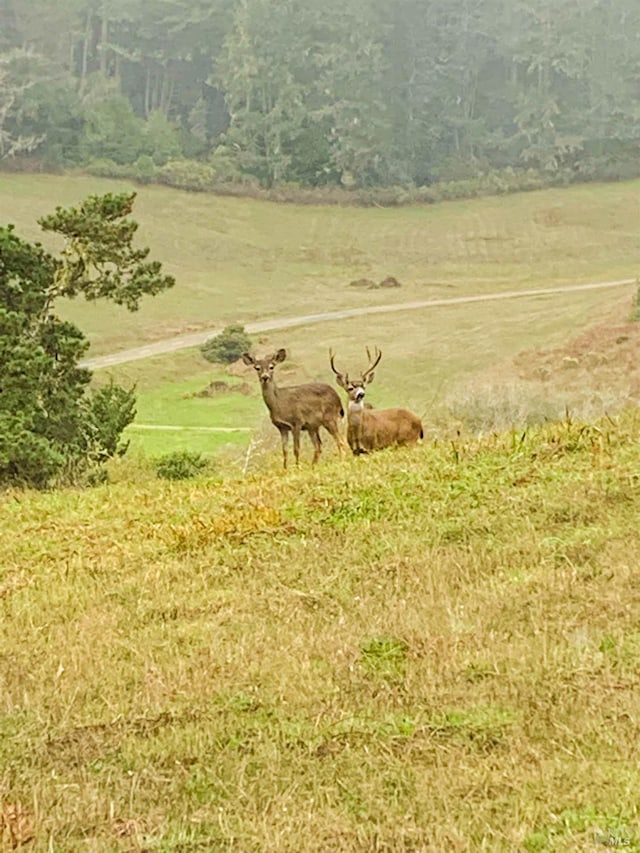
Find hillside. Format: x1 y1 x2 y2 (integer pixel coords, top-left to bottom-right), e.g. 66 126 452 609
2 412 640 849
1 174 639 361
444 293 640 432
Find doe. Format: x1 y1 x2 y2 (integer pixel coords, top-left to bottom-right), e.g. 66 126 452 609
329 346 423 454
243 348 347 468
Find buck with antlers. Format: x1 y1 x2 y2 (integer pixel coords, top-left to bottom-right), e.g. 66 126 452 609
242 348 347 468
329 347 423 455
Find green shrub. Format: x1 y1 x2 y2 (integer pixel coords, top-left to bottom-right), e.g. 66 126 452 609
85 158 140 180
133 154 157 183
156 159 218 192
201 324 252 364
155 450 209 481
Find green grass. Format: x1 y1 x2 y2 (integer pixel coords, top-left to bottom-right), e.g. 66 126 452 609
101 284 632 457
1 173 639 359
4 172 639 458
2 411 640 849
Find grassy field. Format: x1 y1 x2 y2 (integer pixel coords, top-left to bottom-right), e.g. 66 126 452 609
104 284 634 459
1 173 639 361
2 410 640 849
3 172 639 458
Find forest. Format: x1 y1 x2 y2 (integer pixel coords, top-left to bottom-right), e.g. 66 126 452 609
1 0 640 192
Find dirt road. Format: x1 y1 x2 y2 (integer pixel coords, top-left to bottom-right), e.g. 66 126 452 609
80 277 636 370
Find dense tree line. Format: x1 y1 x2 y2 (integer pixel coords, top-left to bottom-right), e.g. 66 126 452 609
1 0 639 189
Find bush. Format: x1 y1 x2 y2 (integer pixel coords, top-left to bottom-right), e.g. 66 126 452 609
133 154 157 183
156 159 218 192
155 450 209 480
201 324 252 364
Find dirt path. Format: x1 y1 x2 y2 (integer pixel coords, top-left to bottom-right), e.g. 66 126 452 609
128 424 251 432
80 277 636 370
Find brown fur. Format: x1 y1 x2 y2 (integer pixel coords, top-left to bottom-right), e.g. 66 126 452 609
329 348 423 455
243 348 347 468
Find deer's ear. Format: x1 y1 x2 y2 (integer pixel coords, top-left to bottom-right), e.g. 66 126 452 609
274 348 287 363
334 373 347 389
241 353 254 366
365 371 376 385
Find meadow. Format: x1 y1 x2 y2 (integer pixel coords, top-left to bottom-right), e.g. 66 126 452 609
1 173 639 361
2 173 639 458
3 175 640 848
2 411 640 850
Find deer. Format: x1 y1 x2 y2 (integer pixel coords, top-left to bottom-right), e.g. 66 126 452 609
329 347 423 455
242 348 347 468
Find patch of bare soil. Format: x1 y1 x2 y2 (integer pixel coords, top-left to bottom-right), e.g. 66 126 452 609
446 297 640 430
348 275 402 289
191 380 252 398
514 304 640 405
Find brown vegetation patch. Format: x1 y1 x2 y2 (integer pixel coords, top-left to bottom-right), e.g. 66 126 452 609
349 275 402 290
514 315 640 402
379 275 402 288
0 801 34 849
348 277 377 289
442 298 640 431
191 380 252 398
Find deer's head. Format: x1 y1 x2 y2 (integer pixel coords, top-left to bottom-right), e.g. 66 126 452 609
242 348 287 384
329 346 382 403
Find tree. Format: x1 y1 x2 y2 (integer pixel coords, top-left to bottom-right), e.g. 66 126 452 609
200 324 252 364
0 192 175 488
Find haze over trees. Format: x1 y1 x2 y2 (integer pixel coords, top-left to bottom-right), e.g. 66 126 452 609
0 0 639 190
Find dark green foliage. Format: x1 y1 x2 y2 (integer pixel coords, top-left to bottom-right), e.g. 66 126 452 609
0 193 173 488
83 381 137 461
80 96 146 165
38 192 175 311
155 450 209 481
200 325 252 365
3 0 640 193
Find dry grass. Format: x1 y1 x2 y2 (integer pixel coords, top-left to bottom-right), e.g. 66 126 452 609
2 411 640 849
1 174 639 358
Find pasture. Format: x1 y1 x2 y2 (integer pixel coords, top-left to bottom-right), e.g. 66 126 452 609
105 284 634 461
3 173 639 459
3 176 640 847
1 173 639 361
2 411 640 849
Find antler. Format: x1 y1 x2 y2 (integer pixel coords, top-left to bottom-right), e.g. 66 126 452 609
329 348 342 376
362 346 382 381
329 348 348 385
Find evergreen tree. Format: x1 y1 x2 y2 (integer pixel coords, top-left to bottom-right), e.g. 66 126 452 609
0 192 174 488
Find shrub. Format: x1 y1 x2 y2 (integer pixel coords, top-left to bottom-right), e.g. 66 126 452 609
155 450 209 481
156 159 218 192
133 154 156 183
201 324 252 364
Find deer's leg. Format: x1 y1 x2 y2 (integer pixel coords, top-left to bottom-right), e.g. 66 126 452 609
309 428 322 465
292 426 301 466
325 419 346 459
279 427 289 469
